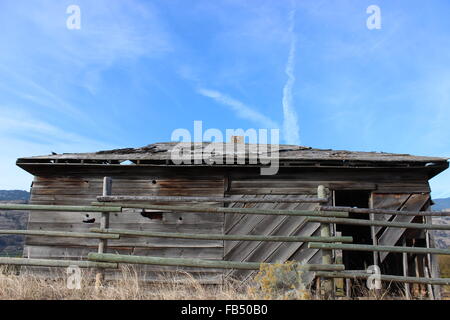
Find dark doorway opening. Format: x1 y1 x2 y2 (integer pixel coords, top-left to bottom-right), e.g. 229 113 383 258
334 190 373 271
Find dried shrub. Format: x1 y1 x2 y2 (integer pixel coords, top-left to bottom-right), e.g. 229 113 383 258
251 261 311 300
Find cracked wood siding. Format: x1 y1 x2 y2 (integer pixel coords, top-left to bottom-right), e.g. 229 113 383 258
371 194 411 234
26 175 225 283
373 193 430 262
22 164 436 282
222 169 431 281
223 176 323 281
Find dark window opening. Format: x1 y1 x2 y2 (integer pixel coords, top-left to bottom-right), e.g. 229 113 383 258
82 214 96 224
140 211 163 220
334 190 372 271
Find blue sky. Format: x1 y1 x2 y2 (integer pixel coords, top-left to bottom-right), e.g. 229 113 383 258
0 0 449 198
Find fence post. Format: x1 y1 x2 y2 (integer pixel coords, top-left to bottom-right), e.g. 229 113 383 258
334 231 345 297
425 215 439 300
95 177 112 289
369 195 381 298
318 185 333 299
403 239 411 300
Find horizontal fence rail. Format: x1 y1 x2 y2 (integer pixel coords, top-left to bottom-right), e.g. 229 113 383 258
309 243 450 256
97 195 328 204
0 230 120 239
306 216 450 231
1 181 447 297
315 271 450 286
321 206 450 217
87 253 345 271
92 202 348 217
0 203 122 213
90 228 353 243
0 257 117 269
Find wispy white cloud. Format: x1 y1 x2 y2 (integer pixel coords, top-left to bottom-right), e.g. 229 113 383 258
197 88 279 129
0 67 85 120
0 106 113 189
0 0 172 105
0 0 172 190
281 4 300 145
12 1 172 65
0 105 112 148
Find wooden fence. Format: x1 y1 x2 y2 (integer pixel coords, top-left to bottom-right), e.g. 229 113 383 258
0 177 449 299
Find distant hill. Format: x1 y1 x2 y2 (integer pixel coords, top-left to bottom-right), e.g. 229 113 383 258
430 197 450 249
0 190 29 201
432 197 450 211
0 190 29 256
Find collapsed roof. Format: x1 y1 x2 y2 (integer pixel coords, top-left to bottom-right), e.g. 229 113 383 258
16 142 448 178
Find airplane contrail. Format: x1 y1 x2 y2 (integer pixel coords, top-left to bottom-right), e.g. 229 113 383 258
282 5 301 145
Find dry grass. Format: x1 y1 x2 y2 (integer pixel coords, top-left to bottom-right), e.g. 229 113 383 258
251 262 311 300
438 255 450 299
0 266 257 300
0 263 437 300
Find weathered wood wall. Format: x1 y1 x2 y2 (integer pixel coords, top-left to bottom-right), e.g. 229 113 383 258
23 165 433 282
25 174 225 283
223 168 431 281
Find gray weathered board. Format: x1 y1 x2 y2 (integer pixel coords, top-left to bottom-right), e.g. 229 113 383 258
26 175 225 283
372 193 430 262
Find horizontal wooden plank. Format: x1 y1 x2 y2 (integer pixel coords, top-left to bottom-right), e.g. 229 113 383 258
90 228 353 243
306 217 450 230
230 180 377 190
321 206 449 217
25 222 225 247
88 253 345 271
316 271 450 286
30 198 97 205
0 229 119 239
24 245 223 261
32 178 223 189
0 203 121 212
26 235 223 248
375 182 430 193
98 195 327 204
227 188 317 195
28 211 223 224
309 243 450 255
27 222 224 233
31 188 224 196
0 257 117 269
32 183 223 191
93 202 347 217
23 245 132 259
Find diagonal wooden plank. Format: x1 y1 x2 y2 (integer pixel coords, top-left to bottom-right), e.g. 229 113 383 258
223 196 291 279
224 195 283 256
371 193 410 233
224 197 294 262
226 196 319 279
378 194 429 262
239 221 322 283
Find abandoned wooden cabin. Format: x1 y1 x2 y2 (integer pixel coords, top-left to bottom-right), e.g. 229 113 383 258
16 142 449 284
